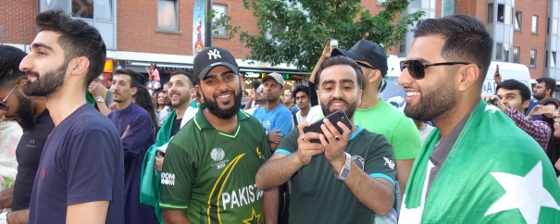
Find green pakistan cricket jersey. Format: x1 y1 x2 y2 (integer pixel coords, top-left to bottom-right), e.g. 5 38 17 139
160 103 270 224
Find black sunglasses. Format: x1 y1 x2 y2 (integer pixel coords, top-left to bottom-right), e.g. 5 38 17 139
0 84 18 112
355 61 376 70
400 60 476 80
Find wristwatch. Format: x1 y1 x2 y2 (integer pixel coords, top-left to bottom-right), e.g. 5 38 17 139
0 212 8 224
334 152 352 181
95 96 105 104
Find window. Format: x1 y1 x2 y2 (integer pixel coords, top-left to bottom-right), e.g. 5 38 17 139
546 51 549 68
158 0 178 30
495 43 510 62
530 49 536 67
497 4 504 23
212 4 227 37
496 43 503 61
532 15 538 34
487 4 494 23
442 0 456 17
514 11 522 30
72 0 94 19
412 0 421 8
377 0 387 5
552 52 557 68
513 47 520 63
553 18 558 35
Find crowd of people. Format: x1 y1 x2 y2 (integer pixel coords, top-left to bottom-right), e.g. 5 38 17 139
0 10 559 224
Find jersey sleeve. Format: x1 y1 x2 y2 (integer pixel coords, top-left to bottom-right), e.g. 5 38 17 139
66 129 121 205
159 140 196 210
391 117 422 160
365 134 397 186
274 129 299 156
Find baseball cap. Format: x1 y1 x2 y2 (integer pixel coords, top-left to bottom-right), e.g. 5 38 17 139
331 39 388 76
193 47 239 80
262 72 284 88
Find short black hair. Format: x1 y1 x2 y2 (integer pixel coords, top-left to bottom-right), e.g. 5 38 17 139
314 56 364 90
36 9 106 89
536 77 556 94
170 71 196 88
251 80 261 90
0 45 27 89
292 85 309 99
113 69 140 88
413 14 493 85
496 79 531 103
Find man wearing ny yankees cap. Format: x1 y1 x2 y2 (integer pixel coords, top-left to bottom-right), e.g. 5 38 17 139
159 47 278 224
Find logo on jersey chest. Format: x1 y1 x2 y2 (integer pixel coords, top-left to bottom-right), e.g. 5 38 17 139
210 148 229 170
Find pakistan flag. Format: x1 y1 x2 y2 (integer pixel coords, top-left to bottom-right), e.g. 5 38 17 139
400 100 560 224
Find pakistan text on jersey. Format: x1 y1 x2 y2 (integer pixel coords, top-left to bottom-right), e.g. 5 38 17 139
221 184 264 210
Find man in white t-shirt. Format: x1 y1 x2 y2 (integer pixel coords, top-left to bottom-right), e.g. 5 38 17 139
291 85 311 127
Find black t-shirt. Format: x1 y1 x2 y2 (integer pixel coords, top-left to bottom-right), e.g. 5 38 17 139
12 110 54 211
28 105 124 224
171 118 182 137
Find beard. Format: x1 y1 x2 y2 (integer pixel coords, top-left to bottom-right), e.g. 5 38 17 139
22 63 67 98
203 86 242 119
171 91 192 108
403 81 456 122
533 92 544 101
320 97 358 120
13 91 35 130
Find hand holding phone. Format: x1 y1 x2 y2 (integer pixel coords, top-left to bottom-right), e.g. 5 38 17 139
303 110 352 143
329 39 338 54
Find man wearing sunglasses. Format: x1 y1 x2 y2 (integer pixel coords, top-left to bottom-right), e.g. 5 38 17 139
0 45 55 224
398 15 560 223
310 39 421 212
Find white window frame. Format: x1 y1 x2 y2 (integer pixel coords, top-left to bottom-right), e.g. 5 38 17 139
532 15 538 34
157 0 179 31
212 4 227 37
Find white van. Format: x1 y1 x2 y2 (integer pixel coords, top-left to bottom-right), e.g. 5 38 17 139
482 61 531 96
379 57 532 106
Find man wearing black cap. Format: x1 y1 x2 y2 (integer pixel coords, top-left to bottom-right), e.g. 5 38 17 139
310 40 421 208
159 47 278 223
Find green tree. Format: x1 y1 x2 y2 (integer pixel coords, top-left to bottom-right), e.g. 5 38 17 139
229 0 424 72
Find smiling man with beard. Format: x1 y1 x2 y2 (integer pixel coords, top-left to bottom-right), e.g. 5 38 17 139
159 47 278 224
398 15 560 223
255 56 396 224
0 45 55 224
18 9 124 224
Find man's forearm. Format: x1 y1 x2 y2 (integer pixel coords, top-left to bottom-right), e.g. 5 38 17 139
263 187 279 224
395 159 414 194
343 163 394 216
6 209 29 224
162 209 191 224
506 108 551 150
255 154 302 190
0 187 13 209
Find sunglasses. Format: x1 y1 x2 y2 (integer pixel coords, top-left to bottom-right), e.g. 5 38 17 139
400 60 476 80
0 84 18 112
355 61 376 70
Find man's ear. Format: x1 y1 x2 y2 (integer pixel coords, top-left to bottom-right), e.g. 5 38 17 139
70 56 90 77
522 99 530 110
368 69 382 83
457 64 480 92
131 87 138 95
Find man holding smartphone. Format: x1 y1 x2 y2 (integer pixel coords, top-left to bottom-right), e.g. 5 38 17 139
256 55 396 224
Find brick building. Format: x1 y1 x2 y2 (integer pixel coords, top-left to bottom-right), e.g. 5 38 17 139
1 0 559 88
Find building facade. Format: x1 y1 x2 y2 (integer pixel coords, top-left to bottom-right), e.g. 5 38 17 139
2 0 558 86
398 0 560 80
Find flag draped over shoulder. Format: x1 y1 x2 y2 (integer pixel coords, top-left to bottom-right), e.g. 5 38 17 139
400 100 560 224
140 109 176 224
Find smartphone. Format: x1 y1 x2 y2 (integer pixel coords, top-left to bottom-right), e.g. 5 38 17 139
330 39 338 53
539 104 556 114
303 110 352 143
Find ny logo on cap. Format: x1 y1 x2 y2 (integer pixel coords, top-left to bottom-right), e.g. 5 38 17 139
208 49 221 60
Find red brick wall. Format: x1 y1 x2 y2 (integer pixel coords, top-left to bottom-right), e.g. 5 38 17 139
116 0 258 59
0 1 37 45
513 0 548 79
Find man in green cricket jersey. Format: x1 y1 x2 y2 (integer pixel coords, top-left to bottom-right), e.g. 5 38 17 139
159 47 278 223
398 14 560 223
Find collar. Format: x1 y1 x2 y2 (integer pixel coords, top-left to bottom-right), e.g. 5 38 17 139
193 102 249 131
117 102 135 115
